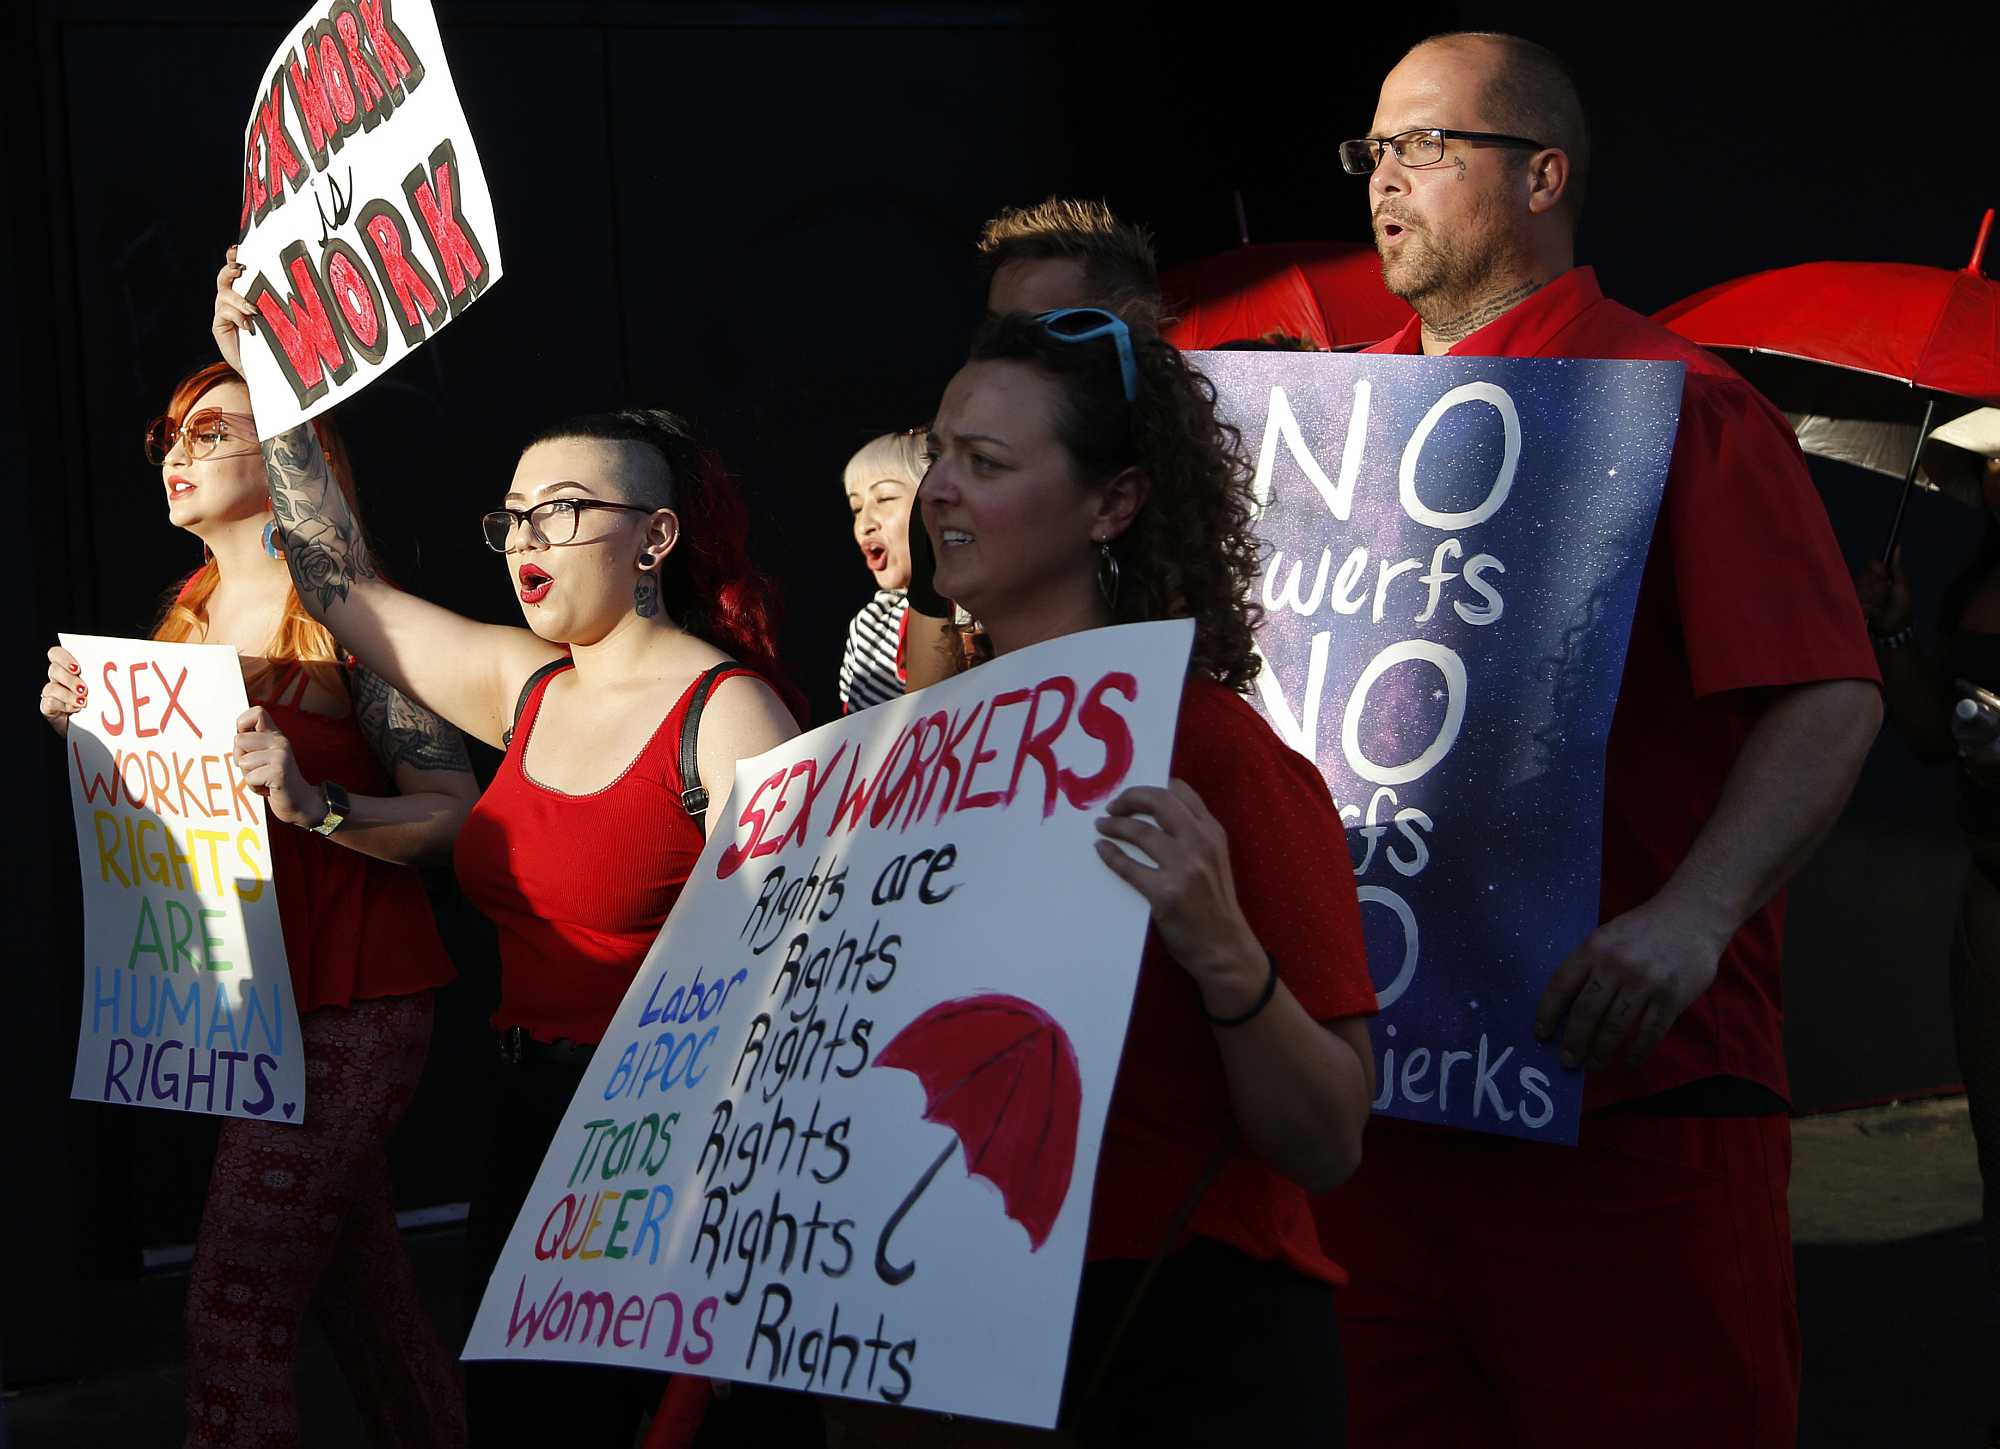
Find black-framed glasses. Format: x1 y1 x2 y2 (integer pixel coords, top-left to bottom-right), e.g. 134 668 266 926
1038 307 1140 402
480 496 658 551
1338 128 1548 176
145 408 259 465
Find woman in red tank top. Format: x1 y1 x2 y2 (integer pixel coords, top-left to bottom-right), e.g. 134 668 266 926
211 254 806 1445
40 358 478 1448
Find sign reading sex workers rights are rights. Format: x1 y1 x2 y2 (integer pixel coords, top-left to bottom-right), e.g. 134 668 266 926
233 0 502 436
1199 353 1683 1145
60 636 304 1124
465 620 1195 1429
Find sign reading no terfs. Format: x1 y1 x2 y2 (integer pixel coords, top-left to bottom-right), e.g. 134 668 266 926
234 0 501 436
1200 353 1684 1144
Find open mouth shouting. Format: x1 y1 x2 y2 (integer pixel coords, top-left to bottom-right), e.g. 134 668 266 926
518 563 554 604
862 541 889 573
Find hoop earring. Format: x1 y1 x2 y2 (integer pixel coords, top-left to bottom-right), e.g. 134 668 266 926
1095 540 1121 610
261 520 286 560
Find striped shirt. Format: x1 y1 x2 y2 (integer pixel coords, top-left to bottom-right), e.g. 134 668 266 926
839 589 908 713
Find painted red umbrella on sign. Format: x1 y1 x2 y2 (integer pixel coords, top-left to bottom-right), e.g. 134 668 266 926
870 992 1082 1284
1161 241 1414 351
1654 208 2000 553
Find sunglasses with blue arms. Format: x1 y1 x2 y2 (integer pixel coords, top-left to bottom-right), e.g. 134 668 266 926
1036 307 1140 403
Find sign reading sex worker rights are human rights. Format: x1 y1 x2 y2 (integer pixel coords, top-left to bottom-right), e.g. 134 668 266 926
465 620 1195 1428
1199 353 1683 1145
233 0 501 437
59 636 304 1123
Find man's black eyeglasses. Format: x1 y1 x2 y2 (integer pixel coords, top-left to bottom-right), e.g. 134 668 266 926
1339 128 1548 176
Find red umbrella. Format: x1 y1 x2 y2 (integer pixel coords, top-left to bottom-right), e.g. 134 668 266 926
1655 208 2000 551
871 992 1081 1284
1162 241 1414 351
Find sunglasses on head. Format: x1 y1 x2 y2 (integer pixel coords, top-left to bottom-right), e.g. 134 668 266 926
1036 307 1140 403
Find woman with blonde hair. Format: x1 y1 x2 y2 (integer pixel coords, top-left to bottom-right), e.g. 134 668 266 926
38 357 475 1447
838 428 927 711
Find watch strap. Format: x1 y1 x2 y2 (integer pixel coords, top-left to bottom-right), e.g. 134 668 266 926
311 780 350 836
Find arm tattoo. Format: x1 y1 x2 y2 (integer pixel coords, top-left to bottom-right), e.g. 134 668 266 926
352 667 474 776
1426 279 1546 344
261 424 377 614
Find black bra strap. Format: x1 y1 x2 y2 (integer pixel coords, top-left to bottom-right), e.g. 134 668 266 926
500 658 574 748
678 662 742 836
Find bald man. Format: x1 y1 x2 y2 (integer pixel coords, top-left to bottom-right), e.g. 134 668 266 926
1313 32 1881 1448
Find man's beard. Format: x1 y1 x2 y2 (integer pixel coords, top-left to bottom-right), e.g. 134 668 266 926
1375 196 1510 317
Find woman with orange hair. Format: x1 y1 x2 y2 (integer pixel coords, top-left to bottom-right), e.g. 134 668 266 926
39 358 476 1447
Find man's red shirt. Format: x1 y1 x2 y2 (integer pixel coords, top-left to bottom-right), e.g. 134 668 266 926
1367 267 1879 1106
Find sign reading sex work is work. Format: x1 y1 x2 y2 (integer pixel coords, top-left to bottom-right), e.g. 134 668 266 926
465 620 1194 1427
1199 353 1682 1144
233 0 501 436
59 636 304 1123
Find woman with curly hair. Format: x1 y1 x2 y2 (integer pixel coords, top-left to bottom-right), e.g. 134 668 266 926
835 309 1379 1447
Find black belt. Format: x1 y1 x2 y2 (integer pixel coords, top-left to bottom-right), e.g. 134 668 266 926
497 1027 596 1067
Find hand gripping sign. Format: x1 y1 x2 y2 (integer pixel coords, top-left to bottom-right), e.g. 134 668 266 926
60 636 305 1123
1200 353 1683 1144
233 0 501 437
464 620 1195 1429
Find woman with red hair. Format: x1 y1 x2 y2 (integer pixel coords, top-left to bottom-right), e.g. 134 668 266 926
39 357 477 1446
212 251 806 1443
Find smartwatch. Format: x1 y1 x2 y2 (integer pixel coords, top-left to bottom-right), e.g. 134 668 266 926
310 781 350 836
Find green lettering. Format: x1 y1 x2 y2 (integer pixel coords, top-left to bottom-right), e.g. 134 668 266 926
126 898 167 971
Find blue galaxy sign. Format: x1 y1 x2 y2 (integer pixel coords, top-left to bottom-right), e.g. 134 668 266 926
1200 352 1682 1144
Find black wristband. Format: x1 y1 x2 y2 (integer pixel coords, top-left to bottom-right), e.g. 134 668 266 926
1205 952 1279 1028
1871 625 1915 651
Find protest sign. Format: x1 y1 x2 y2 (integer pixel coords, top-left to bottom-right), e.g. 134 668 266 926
233 0 501 437
60 635 304 1123
1201 353 1682 1144
464 619 1195 1428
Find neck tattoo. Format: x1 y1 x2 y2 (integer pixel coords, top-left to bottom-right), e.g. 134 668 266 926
634 573 661 618
1425 278 1545 345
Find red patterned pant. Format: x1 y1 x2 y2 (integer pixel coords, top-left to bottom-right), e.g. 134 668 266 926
183 991 466 1448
